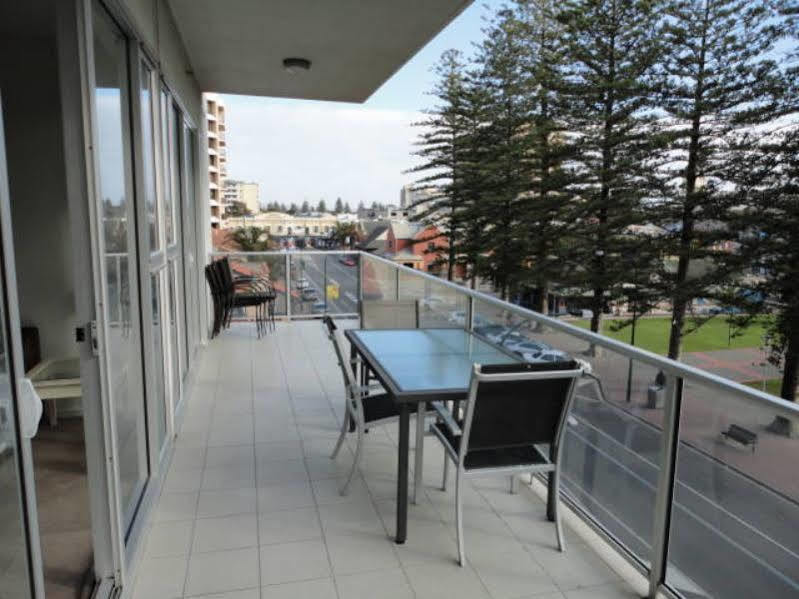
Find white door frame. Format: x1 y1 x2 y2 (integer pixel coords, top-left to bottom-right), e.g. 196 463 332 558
0 90 45 599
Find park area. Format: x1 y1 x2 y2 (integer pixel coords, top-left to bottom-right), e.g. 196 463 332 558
573 315 770 355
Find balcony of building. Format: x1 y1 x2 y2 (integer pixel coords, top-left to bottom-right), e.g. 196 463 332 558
131 251 799 599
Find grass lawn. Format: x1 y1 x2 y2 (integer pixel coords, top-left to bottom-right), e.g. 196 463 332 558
571 315 769 355
744 379 782 397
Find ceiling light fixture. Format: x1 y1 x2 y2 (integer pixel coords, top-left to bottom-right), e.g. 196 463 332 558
283 57 311 74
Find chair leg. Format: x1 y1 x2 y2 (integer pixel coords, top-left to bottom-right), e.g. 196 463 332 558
552 466 565 552
330 406 349 460
413 409 425 504
441 452 449 491
509 475 517 494
455 469 465 566
340 420 363 496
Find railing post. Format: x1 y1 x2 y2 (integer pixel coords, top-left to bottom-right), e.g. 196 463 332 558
285 250 292 321
357 252 363 303
395 265 400 301
466 295 475 332
648 374 683 598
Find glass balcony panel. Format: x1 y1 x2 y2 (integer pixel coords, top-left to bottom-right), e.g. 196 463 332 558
667 381 799 598
397 271 467 328
219 253 287 321
361 255 397 302
289 253 358 316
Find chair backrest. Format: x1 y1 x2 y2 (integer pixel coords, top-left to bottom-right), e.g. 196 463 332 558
461 360 582 456
360 299 419 329
216 257 234 291
322 317 356 391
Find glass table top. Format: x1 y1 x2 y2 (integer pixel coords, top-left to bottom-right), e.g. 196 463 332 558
348 328 520 394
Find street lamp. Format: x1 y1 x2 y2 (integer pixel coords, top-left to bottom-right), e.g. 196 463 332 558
623 283 639 403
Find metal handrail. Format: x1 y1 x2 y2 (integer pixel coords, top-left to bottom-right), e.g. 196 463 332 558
208 249 799 420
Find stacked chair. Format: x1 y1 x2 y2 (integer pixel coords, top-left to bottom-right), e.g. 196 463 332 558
205 257 276 338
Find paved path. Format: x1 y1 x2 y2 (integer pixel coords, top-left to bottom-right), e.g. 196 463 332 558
682 348 780 383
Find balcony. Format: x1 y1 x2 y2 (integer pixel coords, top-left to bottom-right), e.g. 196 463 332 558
132 252 799 599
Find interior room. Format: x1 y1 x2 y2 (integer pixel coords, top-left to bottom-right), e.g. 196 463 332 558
0 2 94 598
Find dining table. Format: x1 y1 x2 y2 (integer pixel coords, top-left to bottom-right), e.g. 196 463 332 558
344 327 523 544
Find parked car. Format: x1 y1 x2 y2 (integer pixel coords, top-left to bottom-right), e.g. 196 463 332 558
339 256 357 267
504 339 551 356
302 287 317 301
473 324 526 346
520 349 570 363
295 277 309 290
312 301 326 314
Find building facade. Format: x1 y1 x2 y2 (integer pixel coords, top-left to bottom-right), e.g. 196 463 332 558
205 94 227 228
223 180 260 215
221 210 338 238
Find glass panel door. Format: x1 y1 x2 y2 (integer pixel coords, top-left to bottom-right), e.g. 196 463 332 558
0 90 37 599
181 127 200 363
91 1 148 532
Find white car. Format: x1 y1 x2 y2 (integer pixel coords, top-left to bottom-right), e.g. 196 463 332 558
520 349 570 363
504 339 551 355
295 277 310 290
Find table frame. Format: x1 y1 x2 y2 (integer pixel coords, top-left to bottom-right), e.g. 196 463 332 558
345 327 521 544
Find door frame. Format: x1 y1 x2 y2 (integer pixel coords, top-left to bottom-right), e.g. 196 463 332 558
0 90 45 599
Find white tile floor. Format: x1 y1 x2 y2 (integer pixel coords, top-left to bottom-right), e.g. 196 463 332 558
133 321 644 599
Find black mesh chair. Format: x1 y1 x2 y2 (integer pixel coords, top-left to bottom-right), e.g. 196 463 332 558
204 263 224 338
323 316 433 496
212 257 275 338
430 360 583 566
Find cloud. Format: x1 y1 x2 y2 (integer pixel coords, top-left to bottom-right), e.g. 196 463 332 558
222 96 427 208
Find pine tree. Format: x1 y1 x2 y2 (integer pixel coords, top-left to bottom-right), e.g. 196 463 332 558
317 199 327 213
725 121 799 433
555 0 665 335
408 49 485 281
301 200 310 213
288 203 298 215
470 8 535 299
656 0 787 360
345 202 353 213
334 198 344 213
512 0 579 314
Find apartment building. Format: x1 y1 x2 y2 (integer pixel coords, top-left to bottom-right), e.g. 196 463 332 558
205 94 227 227
223 179 260 214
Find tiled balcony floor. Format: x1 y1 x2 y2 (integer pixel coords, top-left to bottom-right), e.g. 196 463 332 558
133 321 643 599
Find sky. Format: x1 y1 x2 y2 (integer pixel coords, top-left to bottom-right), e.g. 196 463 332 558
220 2 495 210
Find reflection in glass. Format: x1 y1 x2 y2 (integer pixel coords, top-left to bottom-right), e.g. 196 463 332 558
140 61 158 252
160 90 174 246
0 276 33 597
150 273 166 450
92 1 148 530
168 260 181 411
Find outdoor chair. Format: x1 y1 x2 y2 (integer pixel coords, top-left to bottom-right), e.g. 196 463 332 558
430 360 583 566
205 263 225 338
212 257 276 338
323 316 433 498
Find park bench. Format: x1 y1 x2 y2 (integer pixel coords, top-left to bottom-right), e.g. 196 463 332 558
721 424 758 453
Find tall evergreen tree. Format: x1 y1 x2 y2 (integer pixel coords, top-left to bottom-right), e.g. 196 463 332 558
656 0 787 360
408 49 484 281
317 199 327 213
344 202 353 213
471 8 534 299
301 200 310 213
513 0 578 314
555 0 665 334
334 197 344 213
725 121 799 433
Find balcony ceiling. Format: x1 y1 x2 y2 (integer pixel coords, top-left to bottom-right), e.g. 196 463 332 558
167 0 471 102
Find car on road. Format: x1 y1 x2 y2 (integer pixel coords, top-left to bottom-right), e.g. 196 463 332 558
301 287 317 301
339 256 357 267
295 277 310 290
312 301 326 314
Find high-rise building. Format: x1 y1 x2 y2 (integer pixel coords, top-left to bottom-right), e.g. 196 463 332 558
223 180 261 215
205 94 227 228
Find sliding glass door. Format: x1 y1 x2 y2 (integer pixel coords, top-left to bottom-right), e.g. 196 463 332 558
90 1 148 533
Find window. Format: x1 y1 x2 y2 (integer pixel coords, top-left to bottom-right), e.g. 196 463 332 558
313 226 318 233
428 242 435 251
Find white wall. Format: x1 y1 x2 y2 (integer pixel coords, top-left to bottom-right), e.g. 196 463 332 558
0 37 77 363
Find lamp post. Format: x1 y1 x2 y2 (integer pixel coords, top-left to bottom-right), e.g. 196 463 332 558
624 284 639 403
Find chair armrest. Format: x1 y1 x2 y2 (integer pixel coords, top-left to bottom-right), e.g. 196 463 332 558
430 401 462 436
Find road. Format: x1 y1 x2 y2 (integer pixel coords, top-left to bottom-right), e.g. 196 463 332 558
289 253 359 316
562 385 799 598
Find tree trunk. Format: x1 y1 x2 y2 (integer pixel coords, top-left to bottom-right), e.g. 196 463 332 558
769 331 799 437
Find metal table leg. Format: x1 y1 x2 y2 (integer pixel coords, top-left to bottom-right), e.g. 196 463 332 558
396 403 409 544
